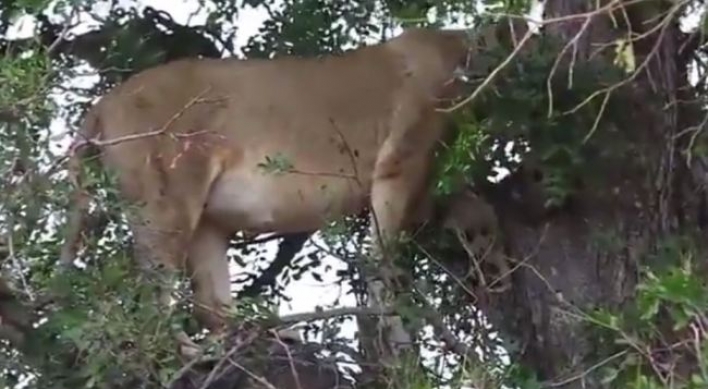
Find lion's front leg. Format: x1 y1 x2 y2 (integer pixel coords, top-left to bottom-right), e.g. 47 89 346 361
366 154 430 364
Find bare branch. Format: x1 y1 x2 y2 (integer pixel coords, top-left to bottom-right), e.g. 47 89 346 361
278 306 395 325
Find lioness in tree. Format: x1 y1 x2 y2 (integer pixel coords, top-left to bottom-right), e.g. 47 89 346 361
61 27 475 356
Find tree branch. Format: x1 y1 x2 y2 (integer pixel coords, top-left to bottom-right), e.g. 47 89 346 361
277 306 395 325
238 232 311 299
1 7 221 72
0 278 32 350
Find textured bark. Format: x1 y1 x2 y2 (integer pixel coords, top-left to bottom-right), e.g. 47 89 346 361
465 1 699 387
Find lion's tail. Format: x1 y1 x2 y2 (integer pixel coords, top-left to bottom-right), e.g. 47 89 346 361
58 108 102 267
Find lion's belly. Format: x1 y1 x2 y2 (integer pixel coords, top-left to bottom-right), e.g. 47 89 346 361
203 166 369 234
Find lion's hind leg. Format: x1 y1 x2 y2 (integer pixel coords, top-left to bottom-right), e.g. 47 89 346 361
119 149 222 357
126 197 204 355
185 219 232 336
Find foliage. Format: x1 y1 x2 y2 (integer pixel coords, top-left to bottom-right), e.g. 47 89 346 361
433 26 638 208
585 236 708 389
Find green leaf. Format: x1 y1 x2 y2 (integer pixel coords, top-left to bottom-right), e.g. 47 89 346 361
258 153 294 175
612 38 636 73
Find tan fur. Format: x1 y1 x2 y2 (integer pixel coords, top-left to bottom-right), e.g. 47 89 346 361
61 28 474 350
443 189 511 293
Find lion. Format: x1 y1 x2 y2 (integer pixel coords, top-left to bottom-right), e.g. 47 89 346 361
59 27 476 357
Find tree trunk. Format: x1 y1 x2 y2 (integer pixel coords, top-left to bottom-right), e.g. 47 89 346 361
470 1 701 387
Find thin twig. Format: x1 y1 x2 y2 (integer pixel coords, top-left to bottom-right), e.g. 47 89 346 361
197 332 258 389
564 2 681 117
226 358 278 389
545 350 629 387
440 0 644 115
278 306 396 325
72 88 216 150
270 330 303 389
438 28 535 113
47 7 79 54
546 11 597 118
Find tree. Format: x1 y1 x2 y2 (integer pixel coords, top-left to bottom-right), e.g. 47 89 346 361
1 0 707 388
471 1 708 387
